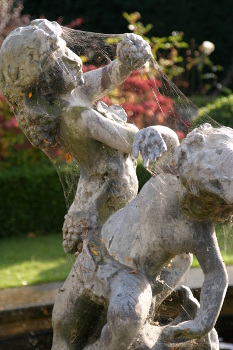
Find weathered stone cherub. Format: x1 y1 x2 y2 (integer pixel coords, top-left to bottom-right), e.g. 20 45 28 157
94 123 230 350
0 19 187 349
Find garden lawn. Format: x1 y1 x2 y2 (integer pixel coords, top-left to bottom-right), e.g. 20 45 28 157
0 225 232 288
0 234 75 289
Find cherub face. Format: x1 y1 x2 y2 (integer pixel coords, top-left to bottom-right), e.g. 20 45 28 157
63 47 84 86
38 37 84 95
54 41 84 88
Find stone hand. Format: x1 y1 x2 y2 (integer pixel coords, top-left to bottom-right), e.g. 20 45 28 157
163 320 206 342
117 33 151 69
133 126 167 168
62 212 89 254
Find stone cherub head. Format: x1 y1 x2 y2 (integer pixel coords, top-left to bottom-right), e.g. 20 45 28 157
175 123 233 223
0 19 83 105
0 19 83 149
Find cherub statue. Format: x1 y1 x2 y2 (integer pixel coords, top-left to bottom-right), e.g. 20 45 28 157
0 19 193 350
96 123 230 349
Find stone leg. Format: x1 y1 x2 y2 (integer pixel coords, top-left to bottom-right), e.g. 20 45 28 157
84 270 152 350
150 253 193 319
130 286 219 350
51 264 104 350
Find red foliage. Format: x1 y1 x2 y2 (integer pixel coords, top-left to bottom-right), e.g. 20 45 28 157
1 116 19 131
112 70 175 129
67 17 84 29
0 94 44 166
175 130 186 140
82 65 97 73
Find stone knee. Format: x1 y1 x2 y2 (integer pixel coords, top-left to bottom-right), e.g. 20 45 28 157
107 302 144 342
107 272 152 346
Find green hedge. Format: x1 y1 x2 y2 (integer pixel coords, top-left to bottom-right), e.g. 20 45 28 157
0 164 66 237
0 162 151 238
193 94 233 128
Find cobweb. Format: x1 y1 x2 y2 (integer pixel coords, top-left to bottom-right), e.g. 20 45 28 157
49 26 220 208
0 22 231 349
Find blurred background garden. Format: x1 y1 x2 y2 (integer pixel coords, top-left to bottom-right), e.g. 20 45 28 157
0 0 233 288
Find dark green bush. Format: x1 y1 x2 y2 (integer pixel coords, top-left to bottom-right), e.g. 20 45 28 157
0 164 66 237
136 159 151 191
0 161 151 237
193 94 233 127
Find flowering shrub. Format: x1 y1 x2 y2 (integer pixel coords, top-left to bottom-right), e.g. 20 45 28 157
101 70 175 129
123 12 222 96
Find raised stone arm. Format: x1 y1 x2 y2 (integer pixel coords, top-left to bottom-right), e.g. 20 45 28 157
81 33 151 103
164 227 228 342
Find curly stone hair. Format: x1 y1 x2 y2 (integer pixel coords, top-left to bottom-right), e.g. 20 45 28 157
0 19 79 149
174 123 233 222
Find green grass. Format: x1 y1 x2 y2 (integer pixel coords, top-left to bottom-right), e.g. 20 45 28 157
0 225 233 289
0 234 75 289
191 224 233 267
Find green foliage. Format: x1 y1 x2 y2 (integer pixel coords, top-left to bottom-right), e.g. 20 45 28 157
0 164 67 237
136 157 151 191
122 12 222 94
193 94 233 127
188 95 215 108
123 12 188 80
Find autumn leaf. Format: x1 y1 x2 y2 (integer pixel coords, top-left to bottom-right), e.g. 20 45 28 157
90 246 98 256
183 328 190 332
65 153 72 163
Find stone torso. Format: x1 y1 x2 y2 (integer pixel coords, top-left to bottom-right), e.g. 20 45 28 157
101 173 213 278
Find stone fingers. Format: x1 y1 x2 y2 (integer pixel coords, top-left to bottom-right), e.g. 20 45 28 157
117 33 151 69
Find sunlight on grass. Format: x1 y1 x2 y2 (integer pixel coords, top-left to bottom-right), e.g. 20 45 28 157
0 234 75 289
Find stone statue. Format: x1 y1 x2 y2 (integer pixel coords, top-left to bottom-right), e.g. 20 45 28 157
99 123 231 349
0 19 228 350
